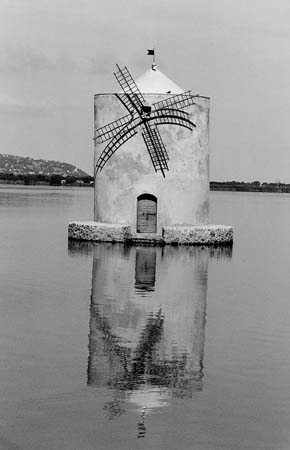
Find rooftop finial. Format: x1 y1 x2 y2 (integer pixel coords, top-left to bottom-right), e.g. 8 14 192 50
147 48 156 71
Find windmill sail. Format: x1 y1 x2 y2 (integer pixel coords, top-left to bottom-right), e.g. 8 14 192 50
142 125 169 178
150 108 196 130
153 91 196 111
95 125 138 174
114 65 146 114
116 93 142 115
94 113 133 143
94 64 198 177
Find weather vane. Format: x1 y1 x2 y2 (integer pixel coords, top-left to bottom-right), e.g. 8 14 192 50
147 48 156 70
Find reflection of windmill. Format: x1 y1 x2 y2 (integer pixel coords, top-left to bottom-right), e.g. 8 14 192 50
94 65 198 178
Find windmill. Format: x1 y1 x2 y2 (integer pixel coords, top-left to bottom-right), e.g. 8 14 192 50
94 65 199 178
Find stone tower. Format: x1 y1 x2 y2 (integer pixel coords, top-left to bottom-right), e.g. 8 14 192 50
94 66 210 235
68 64 233 245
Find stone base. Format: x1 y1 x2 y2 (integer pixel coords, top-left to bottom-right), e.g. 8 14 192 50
68 222 233 246
68 221 131 242
162 225 233 245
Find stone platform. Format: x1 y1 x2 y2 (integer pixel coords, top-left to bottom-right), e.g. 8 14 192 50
68 221 233 246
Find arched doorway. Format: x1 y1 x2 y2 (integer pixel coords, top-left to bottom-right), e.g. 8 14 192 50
137 194 157 233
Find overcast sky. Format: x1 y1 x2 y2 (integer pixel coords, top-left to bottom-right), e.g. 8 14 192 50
0 0 289 181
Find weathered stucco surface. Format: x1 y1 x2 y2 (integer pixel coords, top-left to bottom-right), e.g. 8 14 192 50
94 93 210 233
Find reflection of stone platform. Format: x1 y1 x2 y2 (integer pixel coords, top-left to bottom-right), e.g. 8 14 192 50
68 221 233 245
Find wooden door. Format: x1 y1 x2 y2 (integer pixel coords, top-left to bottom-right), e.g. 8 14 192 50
137 194 157 233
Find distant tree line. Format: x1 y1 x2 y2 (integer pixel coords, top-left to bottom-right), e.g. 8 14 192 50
0 173 94 186
210 181 290 193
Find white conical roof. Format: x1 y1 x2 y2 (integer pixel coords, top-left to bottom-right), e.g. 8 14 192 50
135 66 184 94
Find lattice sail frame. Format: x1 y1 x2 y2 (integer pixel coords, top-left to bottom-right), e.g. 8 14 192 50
94 65 198 178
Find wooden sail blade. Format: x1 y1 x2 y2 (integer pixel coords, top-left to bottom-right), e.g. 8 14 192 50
142 125 169 178
94 113 133 143
150 108 196 130
114 65 146 114
152 91 196 112
116 93 142 115
95 125 138 174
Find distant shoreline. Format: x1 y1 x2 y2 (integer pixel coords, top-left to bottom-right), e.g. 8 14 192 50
210 182 290 193
0 181 93 187
0 175 94 187
1 179 289 193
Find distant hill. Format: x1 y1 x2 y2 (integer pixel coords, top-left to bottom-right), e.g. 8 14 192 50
0 154 89 178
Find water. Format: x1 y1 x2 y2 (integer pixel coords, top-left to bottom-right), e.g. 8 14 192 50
1 186 290 450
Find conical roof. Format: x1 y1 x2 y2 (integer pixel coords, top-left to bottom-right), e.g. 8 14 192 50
135 66 184 94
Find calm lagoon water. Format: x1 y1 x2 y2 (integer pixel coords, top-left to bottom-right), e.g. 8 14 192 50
1 186 290 450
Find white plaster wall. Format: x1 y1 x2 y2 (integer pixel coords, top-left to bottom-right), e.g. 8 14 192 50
94 93 210 231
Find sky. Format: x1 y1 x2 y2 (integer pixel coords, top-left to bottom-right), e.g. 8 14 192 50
0 0 289 181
